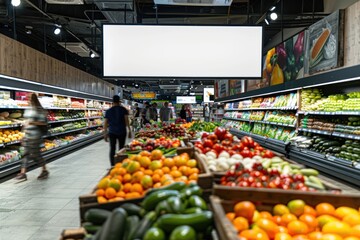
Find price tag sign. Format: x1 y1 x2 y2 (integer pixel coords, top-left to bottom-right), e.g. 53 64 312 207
327 156 335 162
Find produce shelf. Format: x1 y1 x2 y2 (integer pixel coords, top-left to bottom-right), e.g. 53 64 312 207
0 133 103 179
223 117 296 128
48 118 87 123
45 127 88 137
298 111 360 116
289 146 360 188
223 117 250 122
0 106 31 109
298 128 360 140
0 123 23 129
87 116 102 119
225 107 298 111
0 140 22 147
87 125 102 128
45 107 102 111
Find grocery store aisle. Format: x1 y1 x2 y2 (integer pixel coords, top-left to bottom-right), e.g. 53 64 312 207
0 140 110 240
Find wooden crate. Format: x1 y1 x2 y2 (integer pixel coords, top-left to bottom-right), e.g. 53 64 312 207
210 189 360 240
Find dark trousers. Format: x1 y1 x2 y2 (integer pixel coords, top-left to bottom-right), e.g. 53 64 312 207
109 133 126 166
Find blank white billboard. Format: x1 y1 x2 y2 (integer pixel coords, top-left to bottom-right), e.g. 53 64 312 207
176 96 196 104
103 25 263 78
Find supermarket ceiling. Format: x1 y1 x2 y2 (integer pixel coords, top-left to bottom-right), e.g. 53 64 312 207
0 0 349 92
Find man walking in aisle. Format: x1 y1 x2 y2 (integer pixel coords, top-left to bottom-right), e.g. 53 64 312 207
104 95 132 166
159 102 173 122
204 104 210 122
150 102 158 121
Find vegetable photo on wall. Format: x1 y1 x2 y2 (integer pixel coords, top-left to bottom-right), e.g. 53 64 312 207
305 10 344 75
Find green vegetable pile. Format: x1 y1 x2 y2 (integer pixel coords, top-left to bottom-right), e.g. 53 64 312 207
82 182 214 240
188 121 220 133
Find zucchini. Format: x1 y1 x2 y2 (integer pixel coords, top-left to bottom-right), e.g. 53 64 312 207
305 181 326 191
289 164 302 170
156 211 213 233
145 182 186 196
167 196 185 214
84 208 111 225
156 200 171 216
142 190 179 211
128 211 157 240
121 203 142 216
180 186 203 199
184 207 203 214
308 176 325 189
100 208 127 240
188 196 207 210
169 225 197 240
323 141 340 147
124 215 139 240
332 147 341 153
82 222 101 234
300 168 319 176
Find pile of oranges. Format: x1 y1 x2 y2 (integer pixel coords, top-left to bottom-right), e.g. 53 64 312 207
95 149 200 203
226 199 360 240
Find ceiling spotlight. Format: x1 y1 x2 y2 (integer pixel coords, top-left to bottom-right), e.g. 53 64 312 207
122 84 126 88
54 27 61 35
270 12 278 20
26 29 32 34
90 51 96 58
265 18 269 25
11 0 21 7
200 82 203 85
134 84 139 88
269 6 276 11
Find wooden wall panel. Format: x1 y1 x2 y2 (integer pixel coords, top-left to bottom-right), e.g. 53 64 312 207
0 33 114 98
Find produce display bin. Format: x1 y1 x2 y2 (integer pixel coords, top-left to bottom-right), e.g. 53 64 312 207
210 189 360 240
78 146 213 222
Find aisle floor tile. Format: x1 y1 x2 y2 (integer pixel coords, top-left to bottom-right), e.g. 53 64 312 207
0 225 41 240
1 209 59 226
45 210 80 227
28 226 69 240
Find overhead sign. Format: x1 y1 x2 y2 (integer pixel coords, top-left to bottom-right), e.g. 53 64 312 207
103 25 263 78
203 88 214 103
176 96 196 104
131 92 156 99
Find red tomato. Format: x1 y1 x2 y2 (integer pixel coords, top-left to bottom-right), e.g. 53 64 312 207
221 140 232 147
213 143 224 154
223 133 234 142
207 134 218 143
240 149 250 158
201 132 209 139
203 139 214 148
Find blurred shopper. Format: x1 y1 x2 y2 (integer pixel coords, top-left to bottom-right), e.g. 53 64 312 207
132 103 141 131
141 102 151 126
16 93 49 181
204 104 210 122
159 102 173 122
150 102 158 121
104 95 132 166
179 105 186 120
186 104 193 122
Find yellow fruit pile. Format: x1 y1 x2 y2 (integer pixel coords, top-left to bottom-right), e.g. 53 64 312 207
226 199 360 240
0 130 24 144
95 150 200 203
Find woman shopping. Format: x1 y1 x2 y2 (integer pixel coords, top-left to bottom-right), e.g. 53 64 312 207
16 93 49 181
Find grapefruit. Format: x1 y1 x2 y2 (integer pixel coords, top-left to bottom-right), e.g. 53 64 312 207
108 178 122 191
322 221 352 237
273 204 290 216
234 201 255 222
150 160 163 171
287 200 305 217
97 178 110 190
334 207 359 219
141 175 153 189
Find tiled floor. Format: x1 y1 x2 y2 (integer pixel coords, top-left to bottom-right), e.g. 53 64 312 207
0 140 111 240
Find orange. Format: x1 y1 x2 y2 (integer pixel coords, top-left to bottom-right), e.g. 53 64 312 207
274 233 292 240
180 152 190 161
140 151 151 157
161 174 173 183
274 204 290 216
226 212 236 221
105 187 117 199
304 205 317 217
141 175 153 189
97 178 110 189
178 166 188 175
112 197 124 202
234 201 256 221
153 182 162 188
96 189 105 197
171 166 178 171
149 160 163 171
116 175 123 183
239 229 269 240
115 162 123 168
334 207 359 220
130 183 144 194
189 173 199 181
288 200 306 217
278 226 288 233
110 168 120 176
344 238 360 240
292 235 310 240
273 216 282 225
151 149 163 160
233 217 249 232
152 173 161 183
125 192 141 199
353 224 360 238
175 156 187 167
322 221 352 237
317 215 340 229
308 232 323 240
123 183 132 193
256 218 279 238
139 156 151 168
116 191 126 198
175 176 188 183
191 168 200 174
299 214 318 230
123 173 132 183
131 171 144 183
320 234 343 240
162 166 170 174
316 203 335 216
280 214 298 227
343 214 360 226
109 178 122 191
259 211 273 220
252 211 260 223
287 220 309 236
144 169 153 176
170 170 182 178
153 169 164 176
97 196 107 203
163 158 175 168
162 179 174 186
187 159 197 168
